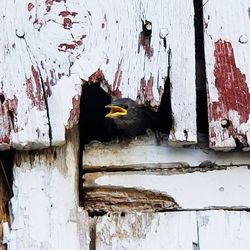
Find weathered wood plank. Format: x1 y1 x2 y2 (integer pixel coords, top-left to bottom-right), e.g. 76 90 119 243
72 0 197 144
83 138 250 170
0 1 83 149
83 166 250 212
203 0 250 150
95 212 198 250
95 211 250 250
1 0 196 149
4 128 89 250
198 211 250 250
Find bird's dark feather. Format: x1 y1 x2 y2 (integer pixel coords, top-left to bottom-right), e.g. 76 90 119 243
105 98 159 137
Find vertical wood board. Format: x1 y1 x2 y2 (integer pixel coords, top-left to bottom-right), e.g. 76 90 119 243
203 0 250 150
0 0 84 149
0 0 197 149
73 0 197 144
4 129 89 250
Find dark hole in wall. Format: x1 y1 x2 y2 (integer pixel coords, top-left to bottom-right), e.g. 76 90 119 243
0 150 15 245
0 150 14 199
157 75 172 135
79 82 113 148
193 0 209 135
79 80 172 149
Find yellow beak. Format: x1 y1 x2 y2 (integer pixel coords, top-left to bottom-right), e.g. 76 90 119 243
105 105 128 118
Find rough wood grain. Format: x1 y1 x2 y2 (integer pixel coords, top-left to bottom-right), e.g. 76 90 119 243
95 212 198 250
203 0 250 150
84 166 250 212
83 187 179 213
4 128 89 250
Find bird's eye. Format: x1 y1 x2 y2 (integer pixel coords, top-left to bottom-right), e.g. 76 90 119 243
123 105 128 109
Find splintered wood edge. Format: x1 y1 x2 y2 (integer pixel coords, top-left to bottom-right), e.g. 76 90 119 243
83 186 179 213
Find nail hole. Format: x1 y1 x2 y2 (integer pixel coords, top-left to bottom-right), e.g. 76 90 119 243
143 21 152 37
221 118 230 128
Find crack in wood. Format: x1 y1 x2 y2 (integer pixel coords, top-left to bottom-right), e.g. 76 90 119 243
37 69 53 145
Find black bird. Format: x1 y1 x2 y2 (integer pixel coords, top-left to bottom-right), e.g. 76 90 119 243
105 98 159 137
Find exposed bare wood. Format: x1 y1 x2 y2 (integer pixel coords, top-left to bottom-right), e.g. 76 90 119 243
203 0 250 150
83 187 178 213
83 166 250 211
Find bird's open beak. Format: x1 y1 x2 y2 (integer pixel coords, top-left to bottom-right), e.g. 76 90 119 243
105 105 127 118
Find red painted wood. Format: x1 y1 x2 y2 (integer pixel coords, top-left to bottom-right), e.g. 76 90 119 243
209 39 250 149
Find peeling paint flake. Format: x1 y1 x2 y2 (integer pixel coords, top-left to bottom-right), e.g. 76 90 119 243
26 66 46 111
27 3 34 12
138 75 155 104
67 96 80 129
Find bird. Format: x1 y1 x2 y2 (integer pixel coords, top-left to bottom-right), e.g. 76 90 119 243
105 98 159 137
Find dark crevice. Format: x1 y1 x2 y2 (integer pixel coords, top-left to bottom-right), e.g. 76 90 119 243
38 70 53 145
0 94 5 104
89 217 98 250
193 0 209 135
195 212 201 250
78 82 112 206
0 150 15 229
79 82 112 147
157 48 172 134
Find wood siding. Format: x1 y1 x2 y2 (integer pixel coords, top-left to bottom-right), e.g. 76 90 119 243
203 0 250 150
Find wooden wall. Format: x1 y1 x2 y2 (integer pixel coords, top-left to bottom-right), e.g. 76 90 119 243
0 0 250 249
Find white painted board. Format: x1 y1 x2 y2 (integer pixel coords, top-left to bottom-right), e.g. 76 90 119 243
198 210 250 250
84 166 250 210
0 0 83 149
6 129 89 250
83 138 250 169
96 212 198 250
96 211 250 250
73 0 197 144
0 0 196 149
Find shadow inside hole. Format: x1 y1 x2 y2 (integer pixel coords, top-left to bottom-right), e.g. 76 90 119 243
194 0 209 135
79 82 113 147
0 94 5 104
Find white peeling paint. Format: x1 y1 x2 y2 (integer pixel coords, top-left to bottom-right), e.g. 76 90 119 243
83 138 250 167
96 212 198 250
96 211 250 250
72 0 196 144
1 0 196 149
7 130 89 250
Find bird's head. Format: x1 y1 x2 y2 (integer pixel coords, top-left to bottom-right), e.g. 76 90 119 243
105 98 138 119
